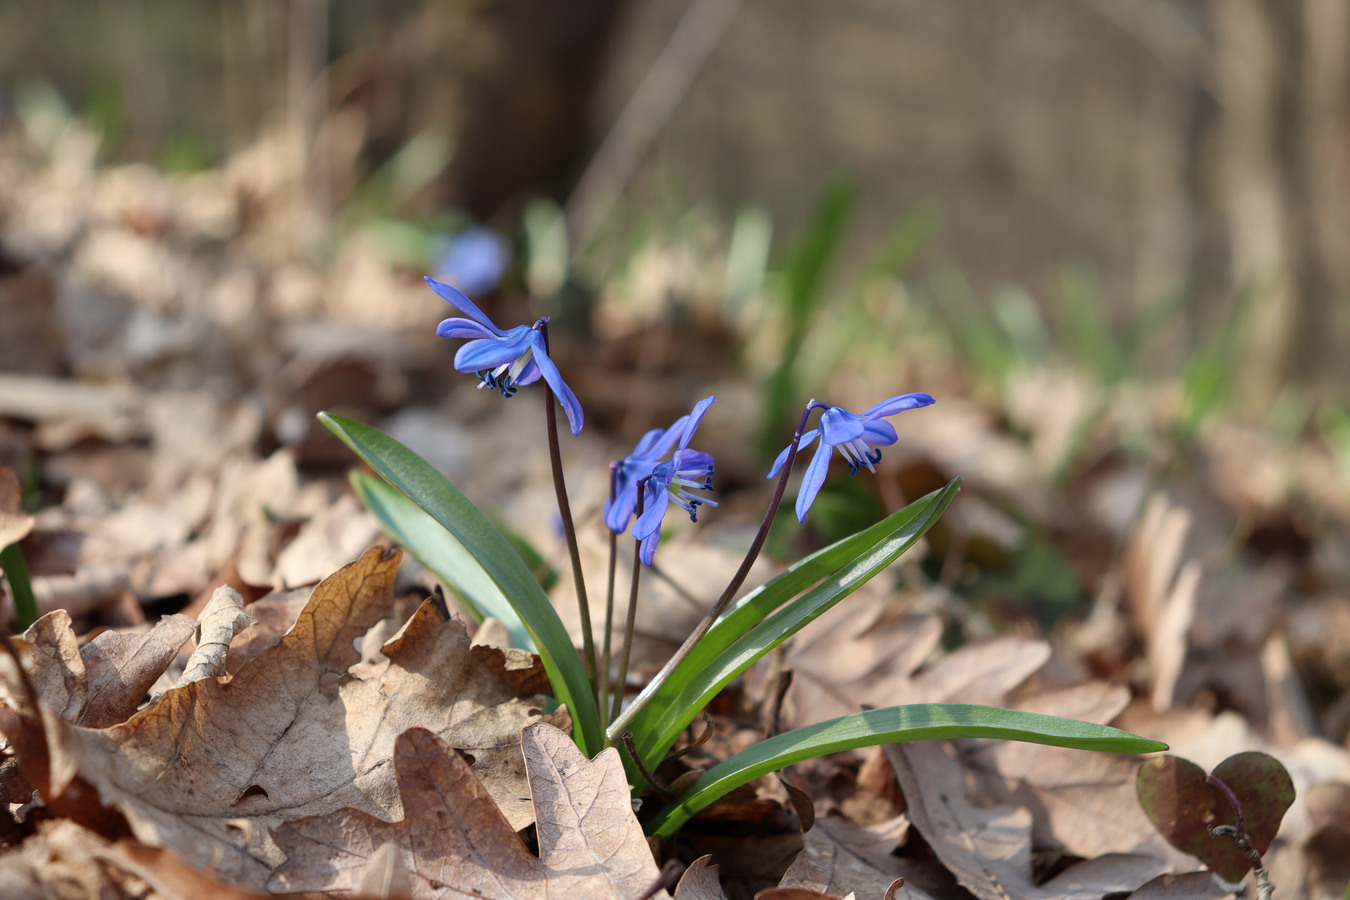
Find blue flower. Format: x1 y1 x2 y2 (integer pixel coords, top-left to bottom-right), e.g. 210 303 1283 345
768 392 935 523
427 276 584 435
633 449 718 566
433 226 510 298
605 396 716 534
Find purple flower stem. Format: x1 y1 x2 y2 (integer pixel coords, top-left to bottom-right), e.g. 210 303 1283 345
608 400 824 740
599 463 620 724
540 321 598 695
611 479 648 724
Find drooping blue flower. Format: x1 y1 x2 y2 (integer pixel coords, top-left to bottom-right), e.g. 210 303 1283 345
633 449 718 566
605 396 716 534
768 392 935 523
433 226 510 298
427 276 584 435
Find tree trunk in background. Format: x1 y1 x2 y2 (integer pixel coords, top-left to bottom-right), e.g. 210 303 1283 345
1209 0 1350 401
439 0 630 221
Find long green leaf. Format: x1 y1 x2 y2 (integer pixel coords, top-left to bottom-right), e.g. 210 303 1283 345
617 479 958 754
350 471 533 651
648 704 1168 837
625 478 960 769
319 413 602 755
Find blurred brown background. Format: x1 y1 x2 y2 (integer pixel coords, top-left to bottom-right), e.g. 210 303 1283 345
2 0 1348 398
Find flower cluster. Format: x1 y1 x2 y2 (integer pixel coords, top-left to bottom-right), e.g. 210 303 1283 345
427 277 934 560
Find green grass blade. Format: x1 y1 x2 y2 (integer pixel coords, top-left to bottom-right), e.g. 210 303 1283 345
319 412 602 756
350 471 534 651
625 478 960 768
1 542 38 630
648 704 1167 837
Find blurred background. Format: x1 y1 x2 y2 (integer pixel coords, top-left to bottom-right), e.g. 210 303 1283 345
4 0 1349 403
3 0 1350 753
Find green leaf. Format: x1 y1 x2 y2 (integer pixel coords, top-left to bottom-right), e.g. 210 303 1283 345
1 541 37 631
350 472 534 651
649 703 1167 838
319 413 602 756
621 478 960 769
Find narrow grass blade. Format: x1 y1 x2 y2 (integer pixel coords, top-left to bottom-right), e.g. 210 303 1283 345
626 479 960 768
1 542 37 630
350 471 534 651
648 704 1168 838
319 412 602 756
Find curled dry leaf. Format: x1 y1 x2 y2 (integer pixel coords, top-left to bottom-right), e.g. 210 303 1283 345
270 724 668 900
0 546 565 888
18 608 198 728
177 585 253 686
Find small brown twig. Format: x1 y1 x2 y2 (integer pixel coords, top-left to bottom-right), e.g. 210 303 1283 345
1207 774 1274 900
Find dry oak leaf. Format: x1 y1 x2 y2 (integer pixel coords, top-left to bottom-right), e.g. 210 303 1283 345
19 607 197 728
270 723 672 899
0 547 565 889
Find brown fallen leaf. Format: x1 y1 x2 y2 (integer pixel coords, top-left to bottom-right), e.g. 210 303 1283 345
1124 871 1234 900
674 855 730 900
1122 493 1201 712
177 585 253 685
0 467 34 547
964 682 1190 865
886 741 1172 900
18 608 197 728
779 816 927 900
0 818 275 900
0 546 565 888
270 724 668 899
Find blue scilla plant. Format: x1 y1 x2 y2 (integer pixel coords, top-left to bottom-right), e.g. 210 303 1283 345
323 276 1166 839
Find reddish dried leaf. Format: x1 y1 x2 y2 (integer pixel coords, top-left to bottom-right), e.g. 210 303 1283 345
1136 752 1293 883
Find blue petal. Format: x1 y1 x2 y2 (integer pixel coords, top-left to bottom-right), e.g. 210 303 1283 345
818 407 865 447
675 396 716 450
639 530 661 567
861 419 898 447
766 429 819 478
672 449 714 475
604 480 641 533
528 331 584 435
633 483 671 542
631 426 672 460
795 439 834 523
424 276 505 335
862 392 935 419
453 330 531 373
436 317 499 340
